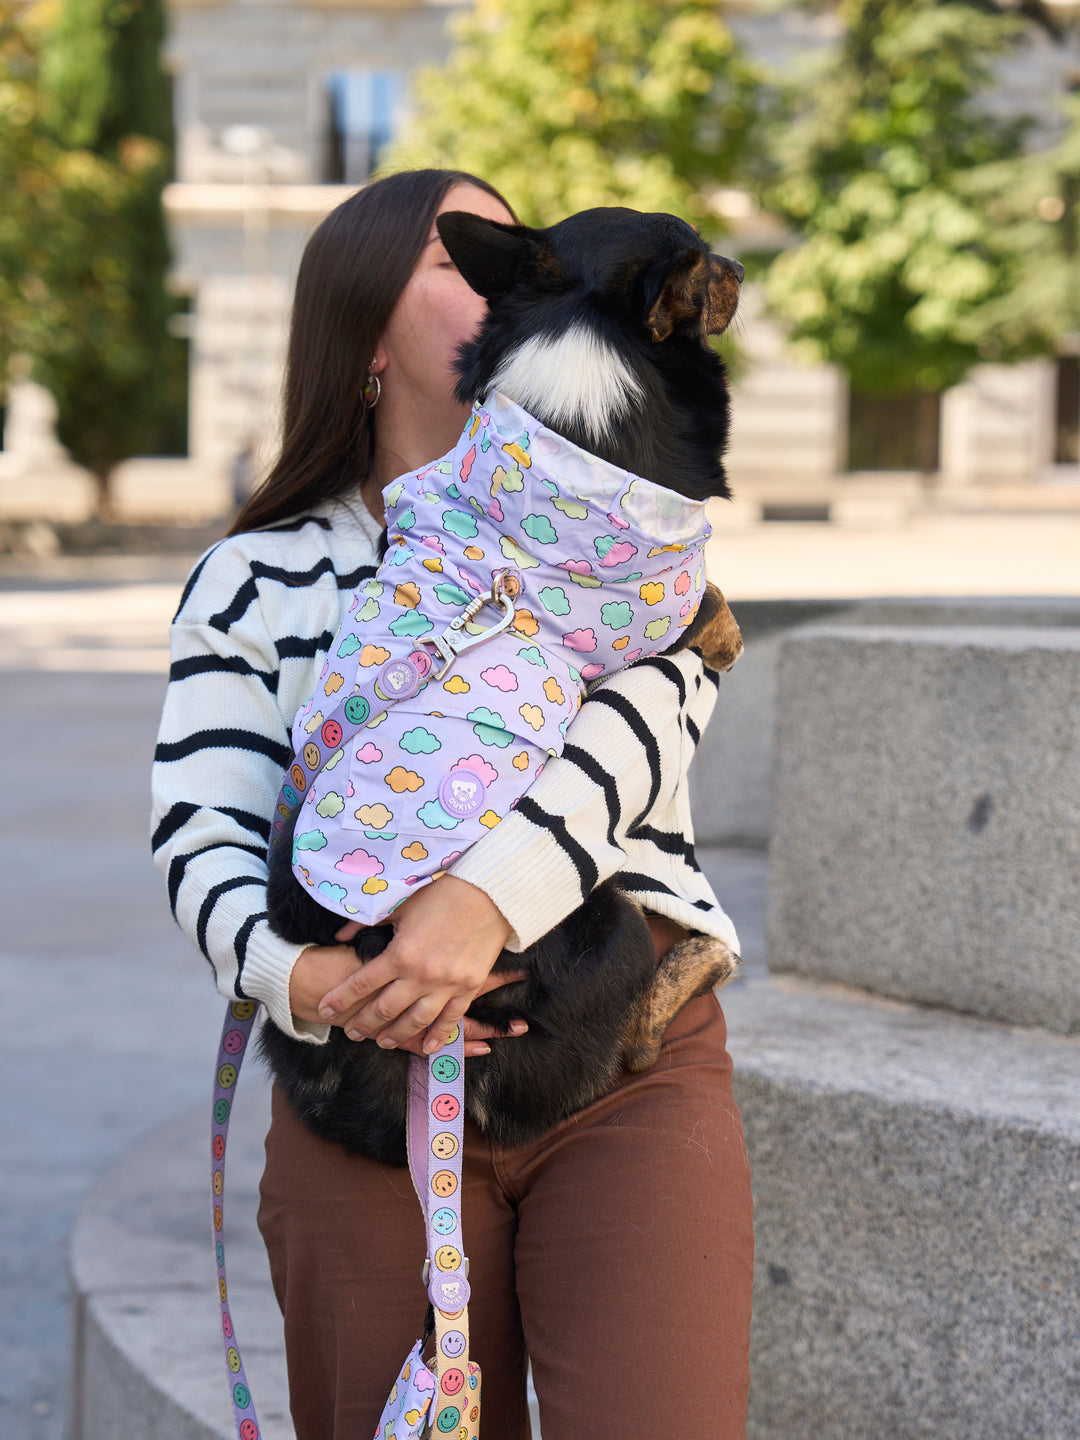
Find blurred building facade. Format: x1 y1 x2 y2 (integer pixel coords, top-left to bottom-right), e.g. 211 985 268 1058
161 0 1080 516
163 0 460 487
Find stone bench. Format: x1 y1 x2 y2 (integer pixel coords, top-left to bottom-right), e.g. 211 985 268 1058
767 625 1080 1031
723 972 1080 1440
728 621 1080 1437
689 597 1080 851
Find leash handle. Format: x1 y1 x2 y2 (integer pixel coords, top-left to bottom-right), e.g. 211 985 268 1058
211 1000 262 1440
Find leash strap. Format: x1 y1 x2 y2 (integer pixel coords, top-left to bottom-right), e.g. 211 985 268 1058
212 1005 479 1439
211 999 262 1440
211 570 506 1436
406 1028 481 1437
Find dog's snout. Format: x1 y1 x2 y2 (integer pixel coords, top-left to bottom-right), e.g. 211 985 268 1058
705 253 743 337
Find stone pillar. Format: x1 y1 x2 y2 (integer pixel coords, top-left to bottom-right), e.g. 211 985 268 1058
724 285 847 514
939 361 1057 489
188 272 291 471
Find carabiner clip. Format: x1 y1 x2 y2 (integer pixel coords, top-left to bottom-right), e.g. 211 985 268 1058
429 569 518 680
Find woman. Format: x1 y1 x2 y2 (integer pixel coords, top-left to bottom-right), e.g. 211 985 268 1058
151 169 753 1440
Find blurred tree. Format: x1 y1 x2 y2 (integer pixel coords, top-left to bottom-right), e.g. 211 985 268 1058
761 0 1052 398
955 88 1080 361
0 3 67 388
390 0 761 230
2 0 184 510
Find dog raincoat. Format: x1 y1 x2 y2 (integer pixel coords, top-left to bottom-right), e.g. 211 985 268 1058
289 394 712 925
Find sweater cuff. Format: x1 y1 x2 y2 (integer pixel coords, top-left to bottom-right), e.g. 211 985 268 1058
235 921 331 1045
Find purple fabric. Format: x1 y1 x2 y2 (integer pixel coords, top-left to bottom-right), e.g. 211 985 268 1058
289 394 711 925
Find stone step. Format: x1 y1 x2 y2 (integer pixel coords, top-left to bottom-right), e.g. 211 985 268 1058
70 1080 293 1440
689 597 1080 850
722 972 1080 1440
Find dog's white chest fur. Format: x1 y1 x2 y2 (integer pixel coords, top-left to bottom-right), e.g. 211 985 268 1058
488 324 645 447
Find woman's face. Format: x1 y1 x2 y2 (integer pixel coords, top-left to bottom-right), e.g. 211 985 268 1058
374 183 516 414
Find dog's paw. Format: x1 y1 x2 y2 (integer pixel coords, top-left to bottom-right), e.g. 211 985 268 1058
694 586 743 673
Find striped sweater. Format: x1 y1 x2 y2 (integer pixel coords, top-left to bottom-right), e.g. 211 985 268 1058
150 494 739 1045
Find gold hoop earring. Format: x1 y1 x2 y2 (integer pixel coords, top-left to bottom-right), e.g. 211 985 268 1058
362 368 381 409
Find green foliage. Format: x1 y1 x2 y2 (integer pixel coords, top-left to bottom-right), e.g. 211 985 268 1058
0 2 62 384
0 0 183 505
390 0 760 229
952 92 1080 359
40 0 170 152
761 0 1039 394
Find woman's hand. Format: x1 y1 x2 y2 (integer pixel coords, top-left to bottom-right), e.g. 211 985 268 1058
289 938 524 1058
312 875 518 1054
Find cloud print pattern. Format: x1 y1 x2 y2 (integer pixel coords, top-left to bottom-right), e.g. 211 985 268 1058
289 393 711 925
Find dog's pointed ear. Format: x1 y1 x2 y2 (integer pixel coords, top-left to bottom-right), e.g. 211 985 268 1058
436 212 549 301
645 248 744 341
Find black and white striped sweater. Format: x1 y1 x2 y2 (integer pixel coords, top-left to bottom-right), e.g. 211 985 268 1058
150 495 738 1044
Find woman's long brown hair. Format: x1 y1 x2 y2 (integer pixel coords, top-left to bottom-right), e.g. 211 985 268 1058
229 169 513 536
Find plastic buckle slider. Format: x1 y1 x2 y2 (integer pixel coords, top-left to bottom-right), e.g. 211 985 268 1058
422 1257 469 1285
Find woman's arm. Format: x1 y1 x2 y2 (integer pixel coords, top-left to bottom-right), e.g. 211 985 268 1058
151 534 528 1055
451 649 719 946
151 570 334 1044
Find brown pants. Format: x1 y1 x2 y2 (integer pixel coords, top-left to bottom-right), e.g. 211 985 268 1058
258 992 754 1440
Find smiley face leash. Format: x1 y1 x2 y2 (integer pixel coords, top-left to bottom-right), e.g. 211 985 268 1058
211 1004 480 1440
404 1030 481 1438
209 580 505 1437
211 1000 262 1440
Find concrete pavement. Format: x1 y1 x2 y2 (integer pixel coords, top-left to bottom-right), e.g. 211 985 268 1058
0 558 229 1439
704 507 1080 600
0 666 229 1440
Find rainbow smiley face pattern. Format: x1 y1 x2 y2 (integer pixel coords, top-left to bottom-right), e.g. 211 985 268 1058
290 393 711 926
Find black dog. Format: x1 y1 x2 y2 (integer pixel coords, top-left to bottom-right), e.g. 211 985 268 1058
263 207 744 1165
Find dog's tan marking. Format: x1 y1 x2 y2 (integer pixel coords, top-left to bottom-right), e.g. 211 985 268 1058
648 253 741 342
621 935 739 1073
647 256 710 343
706 256 741 336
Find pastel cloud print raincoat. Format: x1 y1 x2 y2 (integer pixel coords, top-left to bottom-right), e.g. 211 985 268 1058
290 394 712 925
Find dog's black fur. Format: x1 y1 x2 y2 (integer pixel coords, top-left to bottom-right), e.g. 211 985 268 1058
263 207 743 1166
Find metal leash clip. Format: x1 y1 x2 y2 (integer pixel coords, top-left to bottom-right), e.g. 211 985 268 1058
429 568 519 680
